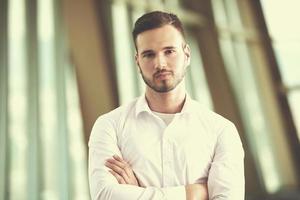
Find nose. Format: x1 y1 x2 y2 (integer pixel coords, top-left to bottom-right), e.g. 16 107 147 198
155 53 167 70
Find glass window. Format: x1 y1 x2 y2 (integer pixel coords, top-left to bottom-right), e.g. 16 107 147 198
186 33 213 108
261 0 300 139
4 0 90 199
211 0 284 193
111 1 140 104
8 0 28 198
0 1 8 199
38 0 59 197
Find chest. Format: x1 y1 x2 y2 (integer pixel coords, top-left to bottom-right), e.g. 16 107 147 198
118 116 216 182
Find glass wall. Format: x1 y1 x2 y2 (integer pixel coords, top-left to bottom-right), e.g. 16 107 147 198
261 0 300 140
0 0 90 199
212 0 299 195
2 0 299 199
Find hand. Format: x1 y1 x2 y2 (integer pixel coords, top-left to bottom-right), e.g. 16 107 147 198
186 183 208 200
105 155 139 186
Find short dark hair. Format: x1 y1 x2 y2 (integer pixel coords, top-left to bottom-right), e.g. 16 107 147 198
132 11 185 50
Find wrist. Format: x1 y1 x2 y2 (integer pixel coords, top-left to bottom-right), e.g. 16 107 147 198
185 183 208 200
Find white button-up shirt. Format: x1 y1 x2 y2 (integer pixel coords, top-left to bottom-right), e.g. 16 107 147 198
89 95 245 200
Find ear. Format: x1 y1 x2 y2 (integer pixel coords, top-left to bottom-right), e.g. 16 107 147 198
183 44 191 67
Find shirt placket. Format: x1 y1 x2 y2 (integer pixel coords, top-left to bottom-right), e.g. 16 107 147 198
161 118 177 187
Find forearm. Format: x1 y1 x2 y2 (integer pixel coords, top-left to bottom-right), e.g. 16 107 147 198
101 155 208 200
91 183 209 200
91 183 186 200
185 183 208 200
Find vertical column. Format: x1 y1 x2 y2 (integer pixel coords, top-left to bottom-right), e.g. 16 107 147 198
53 0 72 199
62 0 119 144
26 0 42 199
239 0 300 188
0 0 9 199
182 0 264 196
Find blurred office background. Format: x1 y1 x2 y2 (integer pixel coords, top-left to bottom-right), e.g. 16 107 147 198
0 0 299 199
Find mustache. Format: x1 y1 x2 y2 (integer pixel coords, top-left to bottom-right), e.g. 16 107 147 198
153 69 173 77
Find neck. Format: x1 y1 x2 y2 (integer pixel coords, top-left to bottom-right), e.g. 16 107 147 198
145 81 186 114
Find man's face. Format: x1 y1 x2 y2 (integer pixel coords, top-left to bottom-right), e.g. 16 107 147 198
135 25 190 93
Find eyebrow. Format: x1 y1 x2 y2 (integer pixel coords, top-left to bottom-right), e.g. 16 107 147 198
163 46 177 50
140 46 177 56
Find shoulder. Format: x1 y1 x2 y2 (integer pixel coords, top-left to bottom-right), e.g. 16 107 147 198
88 98 138 146
188 99 238 138
190 99 234 126
190 100 243 153
93 98 139 129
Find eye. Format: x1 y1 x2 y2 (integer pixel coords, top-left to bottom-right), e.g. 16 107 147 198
165 49 175 55
143 53 155 58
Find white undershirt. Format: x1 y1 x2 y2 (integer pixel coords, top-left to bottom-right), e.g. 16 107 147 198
152 111 175 126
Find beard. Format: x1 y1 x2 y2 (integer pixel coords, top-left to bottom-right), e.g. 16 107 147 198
139 67 186 93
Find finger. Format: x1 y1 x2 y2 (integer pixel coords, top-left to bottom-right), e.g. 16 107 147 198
105 161 126 175
113 155 123 162
105 161 130 183
111 156 133 177
109 170 126 184
106 158 126 168
107 158 132 177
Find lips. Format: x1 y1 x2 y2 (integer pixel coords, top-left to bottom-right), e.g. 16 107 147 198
154 71 172 79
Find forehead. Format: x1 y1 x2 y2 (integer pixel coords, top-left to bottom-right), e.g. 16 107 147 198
136 25 184 53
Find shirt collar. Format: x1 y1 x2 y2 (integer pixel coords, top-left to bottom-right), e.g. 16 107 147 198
180 94 195 114
135 93 196 117
135 94 153 117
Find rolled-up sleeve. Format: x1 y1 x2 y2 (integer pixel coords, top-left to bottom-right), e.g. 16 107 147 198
88 116 186 200
207 122 245 200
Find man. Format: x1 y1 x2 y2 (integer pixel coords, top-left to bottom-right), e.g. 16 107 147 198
89 11 245 200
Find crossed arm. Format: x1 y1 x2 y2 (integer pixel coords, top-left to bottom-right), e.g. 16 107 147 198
89 117 244 200
105 155 208 200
